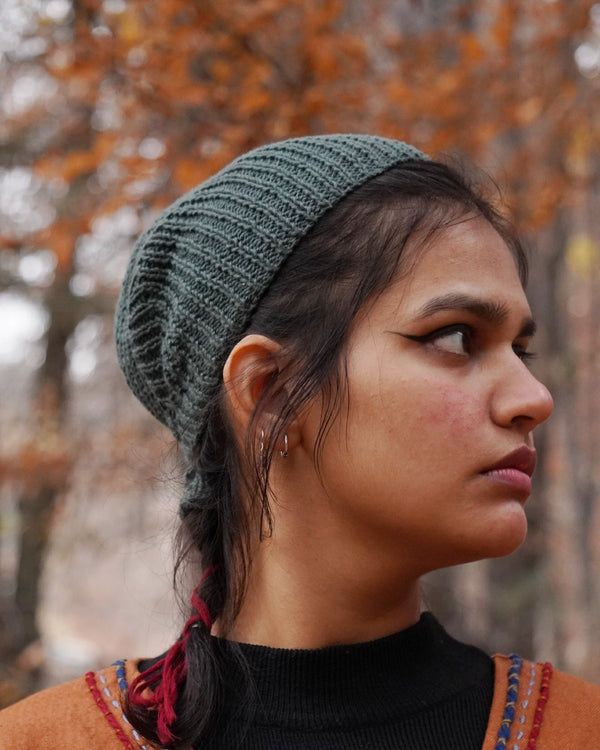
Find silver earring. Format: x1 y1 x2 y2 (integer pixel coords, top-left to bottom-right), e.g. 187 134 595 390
280 433 288 458
259 428 265 455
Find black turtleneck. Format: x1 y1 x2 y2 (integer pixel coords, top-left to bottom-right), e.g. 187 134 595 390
196 612 494 749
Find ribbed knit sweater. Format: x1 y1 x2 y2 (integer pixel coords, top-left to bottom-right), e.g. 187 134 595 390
134 612 493 748
190 612 494 749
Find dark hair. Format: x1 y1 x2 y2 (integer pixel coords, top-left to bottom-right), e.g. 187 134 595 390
126 158 527 748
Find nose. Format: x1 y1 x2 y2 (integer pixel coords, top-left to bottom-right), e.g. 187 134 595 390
490 360 554 433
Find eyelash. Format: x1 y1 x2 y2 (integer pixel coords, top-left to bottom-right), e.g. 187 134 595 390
513 344 536 363
402 324 537 363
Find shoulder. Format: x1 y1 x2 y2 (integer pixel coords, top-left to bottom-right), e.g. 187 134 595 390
0 659 157 750
537 661 600 746
482 654 600 750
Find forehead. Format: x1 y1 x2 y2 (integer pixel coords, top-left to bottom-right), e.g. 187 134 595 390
389 216 529 316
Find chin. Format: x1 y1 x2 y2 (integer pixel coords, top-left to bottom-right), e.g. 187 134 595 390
440 502 529 568
420 507 528 573
474 503 529 560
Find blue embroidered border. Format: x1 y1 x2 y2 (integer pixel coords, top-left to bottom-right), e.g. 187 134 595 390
494 653 523 750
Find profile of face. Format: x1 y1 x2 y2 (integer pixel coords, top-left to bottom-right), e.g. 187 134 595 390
298 216 554 574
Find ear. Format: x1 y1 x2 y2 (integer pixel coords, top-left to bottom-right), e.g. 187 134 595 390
222 334 283 436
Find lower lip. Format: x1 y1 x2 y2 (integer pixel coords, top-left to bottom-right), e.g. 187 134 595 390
480 468 532 495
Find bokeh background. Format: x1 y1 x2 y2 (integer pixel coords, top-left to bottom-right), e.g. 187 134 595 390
1 0 600 706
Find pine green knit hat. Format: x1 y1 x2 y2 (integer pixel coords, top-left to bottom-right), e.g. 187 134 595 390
115 134 426 513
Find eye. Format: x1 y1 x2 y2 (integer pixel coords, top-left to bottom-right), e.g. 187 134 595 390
400 324 473 357
431 326 472 356
513 343 536 364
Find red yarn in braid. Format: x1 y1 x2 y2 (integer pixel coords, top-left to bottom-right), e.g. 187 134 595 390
128 582 213 745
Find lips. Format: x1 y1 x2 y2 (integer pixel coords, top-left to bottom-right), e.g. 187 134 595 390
480 446 537 495
485 446 537 477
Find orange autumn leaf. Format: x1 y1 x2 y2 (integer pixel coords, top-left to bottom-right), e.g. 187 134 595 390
238 89 272 116
37 218 78 271
460 33 485 63
174 159 214 191
60 151 100 181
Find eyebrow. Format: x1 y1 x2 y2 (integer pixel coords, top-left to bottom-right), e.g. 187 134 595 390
415 293 537 337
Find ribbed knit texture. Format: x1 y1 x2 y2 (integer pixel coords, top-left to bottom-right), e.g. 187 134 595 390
138 613 493 749
209 613 493 749
114 134 426 515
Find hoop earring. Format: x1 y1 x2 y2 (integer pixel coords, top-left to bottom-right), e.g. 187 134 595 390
280 433 288 458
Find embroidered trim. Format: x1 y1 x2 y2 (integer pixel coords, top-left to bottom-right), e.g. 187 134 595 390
114 659 129 694
85 671 136 750
525 662 553 749
512 660 536 749
86 664 151 750
494 654 523 750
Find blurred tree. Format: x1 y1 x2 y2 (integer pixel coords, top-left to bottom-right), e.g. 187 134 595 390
1 0 599 701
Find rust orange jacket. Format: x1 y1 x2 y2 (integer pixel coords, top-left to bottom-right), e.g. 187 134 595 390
1 655 600 749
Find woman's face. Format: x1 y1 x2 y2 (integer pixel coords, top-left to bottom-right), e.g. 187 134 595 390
301 216 554 573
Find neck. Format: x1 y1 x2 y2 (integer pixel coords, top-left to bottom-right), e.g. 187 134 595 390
232 567 421 649
229 479 423 648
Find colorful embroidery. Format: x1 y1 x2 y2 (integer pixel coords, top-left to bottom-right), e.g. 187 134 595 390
114 659 130 694
86 665 151 750
494 654 523 750
509 660 535 748
525 662 553 749
512 660 537 749
86 671 136 750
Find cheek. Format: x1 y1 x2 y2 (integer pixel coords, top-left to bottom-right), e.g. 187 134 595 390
437 384 481 431
388 381 484 447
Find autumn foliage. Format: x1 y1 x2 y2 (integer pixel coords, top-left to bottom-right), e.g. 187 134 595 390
5 0 598 247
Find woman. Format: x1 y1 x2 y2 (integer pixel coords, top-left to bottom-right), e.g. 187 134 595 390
2 134 599 749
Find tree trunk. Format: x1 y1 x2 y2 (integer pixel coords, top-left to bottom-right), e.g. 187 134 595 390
12 274 76 651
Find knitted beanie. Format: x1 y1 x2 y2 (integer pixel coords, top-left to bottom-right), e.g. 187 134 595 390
115 134 426 514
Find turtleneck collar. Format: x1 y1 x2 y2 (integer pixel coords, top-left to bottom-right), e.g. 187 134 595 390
224 612 493 730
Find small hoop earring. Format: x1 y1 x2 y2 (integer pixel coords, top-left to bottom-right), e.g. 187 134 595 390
280 433 288 458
